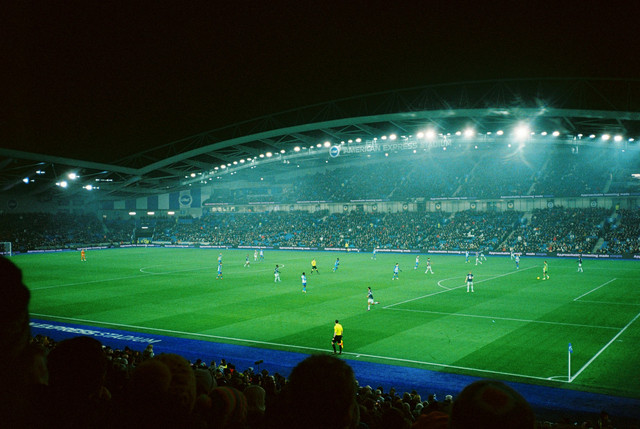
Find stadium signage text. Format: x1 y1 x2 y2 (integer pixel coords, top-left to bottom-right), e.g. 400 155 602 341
30 322 162 344
339 140 449 155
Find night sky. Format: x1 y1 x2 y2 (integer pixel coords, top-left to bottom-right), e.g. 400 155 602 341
3 1 638 163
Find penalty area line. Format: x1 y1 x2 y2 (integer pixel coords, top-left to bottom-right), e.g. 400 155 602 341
569 310 640 383
573 278 617 301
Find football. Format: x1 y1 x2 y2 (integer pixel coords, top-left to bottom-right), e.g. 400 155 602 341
537 277 540 280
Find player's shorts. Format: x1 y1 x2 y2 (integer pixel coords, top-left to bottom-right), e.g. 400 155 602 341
368 298 374 304
332 335 343 344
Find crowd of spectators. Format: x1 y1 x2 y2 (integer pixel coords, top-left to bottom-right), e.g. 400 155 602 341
4 206 640 255
509 207 608 254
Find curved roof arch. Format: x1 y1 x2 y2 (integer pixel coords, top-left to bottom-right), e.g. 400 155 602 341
2 78 640 199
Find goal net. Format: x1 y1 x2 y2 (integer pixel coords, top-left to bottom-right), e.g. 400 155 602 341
0 242 12 257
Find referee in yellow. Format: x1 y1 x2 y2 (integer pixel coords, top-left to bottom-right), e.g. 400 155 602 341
332 320 343 354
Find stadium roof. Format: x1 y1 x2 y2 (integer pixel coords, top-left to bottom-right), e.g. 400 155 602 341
2 78 640 199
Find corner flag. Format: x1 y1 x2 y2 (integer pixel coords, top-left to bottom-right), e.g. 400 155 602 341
568 343 573 354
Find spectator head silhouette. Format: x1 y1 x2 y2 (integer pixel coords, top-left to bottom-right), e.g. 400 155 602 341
287 354 360 429
449 379 535 429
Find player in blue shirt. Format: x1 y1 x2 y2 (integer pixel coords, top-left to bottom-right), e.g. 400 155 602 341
333 258 340 272
515 254 520 269
244 254 250 268
465 250 469 263
216 262 223 280
372 248 377 260
392 263 400 280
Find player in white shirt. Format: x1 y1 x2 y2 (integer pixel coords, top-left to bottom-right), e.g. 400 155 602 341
274 265 281 282
301 272 307 293
414 255 420 269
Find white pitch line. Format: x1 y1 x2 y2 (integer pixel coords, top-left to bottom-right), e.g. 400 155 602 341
573 278 617 301
384 307 621 330
385 266 536 309
575 299 640 307
436 277 454 290
569 310 640 382
32 273 153 291
31 263 270 291
30 313 566 384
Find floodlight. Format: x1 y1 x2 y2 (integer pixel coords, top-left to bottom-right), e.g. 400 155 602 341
68 172 78 180
147 211 155 215
280 149 285 153
589 134 596 139
266 152 272 157
381 135 387 140
348 139 353 143
324 141 331 146
240 159 245 163
464 128 475 138
58 181 68 188
455 131 462 136
83 185 93 191
221 165 226 169
168 211 175 215
552 131 560 137
233 161 238 165
36 170 45 175
316 143 322 148
629 138 635 142
22 177 29 184
356 138 362 143
260 177 264 181
496 130 504 136
541 131 548 136
294 146 301 152
614 135 623 142
389 134 397 140
129 212 136 216
508 143 512 148
190 173 196 177
514 125 530 139
259 154 265 158
602 134 611 141
417 132 424 138
425 129 436 140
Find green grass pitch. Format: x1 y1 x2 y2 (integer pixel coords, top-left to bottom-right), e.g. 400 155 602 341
14 247 640 399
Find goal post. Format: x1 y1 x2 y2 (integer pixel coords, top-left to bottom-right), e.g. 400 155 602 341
0 242 12 257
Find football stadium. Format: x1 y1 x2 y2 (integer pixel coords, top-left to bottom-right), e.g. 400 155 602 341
2 77 640 426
